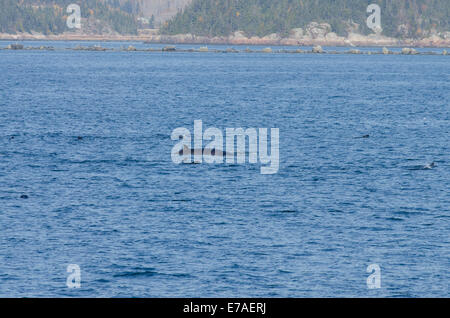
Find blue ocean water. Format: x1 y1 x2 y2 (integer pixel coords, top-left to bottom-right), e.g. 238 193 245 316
0 42 449 297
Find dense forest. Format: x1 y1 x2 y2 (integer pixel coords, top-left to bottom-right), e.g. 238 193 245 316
0 0 139 34
161 0 450 38
2 0 449 37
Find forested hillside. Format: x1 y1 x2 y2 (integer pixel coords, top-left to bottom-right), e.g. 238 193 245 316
161 0 450 38
0 0 138 34
2 0 449 38
135 0 192 25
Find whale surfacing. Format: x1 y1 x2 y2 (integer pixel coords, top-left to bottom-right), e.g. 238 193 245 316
179 145 233 157
424 162 436 169
179 145 203 156
406 162 437 170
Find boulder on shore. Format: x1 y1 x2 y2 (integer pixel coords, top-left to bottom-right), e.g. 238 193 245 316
306 22 331 39
312 45 324 53
402 47 418 55
162 46 176 52
88 45 107 51
225 48 238 53
7 43 24 50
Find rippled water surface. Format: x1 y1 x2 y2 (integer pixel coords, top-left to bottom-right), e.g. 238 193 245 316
0 42 449 297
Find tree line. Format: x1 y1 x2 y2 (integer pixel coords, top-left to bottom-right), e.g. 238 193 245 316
161 0 450 38
0 0 139 34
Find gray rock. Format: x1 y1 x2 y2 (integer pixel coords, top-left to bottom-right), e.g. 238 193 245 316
306 22 331 39
89 45 107 51
225 48 238 53
402 47 418 55
312 45 324 53
7 43 24 50
289 28 304 39
162 46 176 52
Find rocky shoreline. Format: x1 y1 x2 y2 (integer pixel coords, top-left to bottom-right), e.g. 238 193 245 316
2 22 450 48
1 33 449 48
2 43 448 56
147 30 450 48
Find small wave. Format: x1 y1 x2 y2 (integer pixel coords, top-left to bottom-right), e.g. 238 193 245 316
154 133 169 139
113 269 159 278
280 209 298 213
168 273 192 278
394 210 421 216
384 217 404 222
59 158 119 165
94 278 110 283
120 182 138 189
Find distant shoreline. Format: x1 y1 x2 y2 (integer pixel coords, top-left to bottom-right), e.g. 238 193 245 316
1 33 450 48
2 43 448 56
